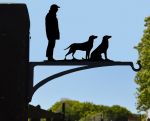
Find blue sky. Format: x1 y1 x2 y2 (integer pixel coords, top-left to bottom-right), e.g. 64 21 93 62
1 0 150 113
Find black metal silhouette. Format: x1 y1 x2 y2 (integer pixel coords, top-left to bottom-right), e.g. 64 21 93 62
0 4 30 121
46 4 60 61
28 60 141 101
64 35 98 60
91 35 112 61
0 3 142 121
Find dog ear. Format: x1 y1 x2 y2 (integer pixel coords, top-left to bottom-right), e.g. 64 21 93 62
89 35 93 39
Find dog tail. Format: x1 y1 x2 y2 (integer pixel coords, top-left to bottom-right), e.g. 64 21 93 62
64 45 71 50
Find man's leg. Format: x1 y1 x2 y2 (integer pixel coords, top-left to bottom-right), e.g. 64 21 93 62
46 39 56 60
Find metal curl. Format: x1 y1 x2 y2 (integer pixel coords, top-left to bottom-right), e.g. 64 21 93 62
130 61 142 72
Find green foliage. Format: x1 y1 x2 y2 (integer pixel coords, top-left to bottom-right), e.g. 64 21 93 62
79 105 131 121
108 105 131 121
79 113 103 121
135 16 150 111
50 99 83 121
50 99 131 121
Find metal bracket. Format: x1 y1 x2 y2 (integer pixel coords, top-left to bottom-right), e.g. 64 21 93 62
28 60 141 102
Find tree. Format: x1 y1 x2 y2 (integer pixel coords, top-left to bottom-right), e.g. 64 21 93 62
50 99 83 121
50 99 132 121
135 16 150 111
109 105 131 121
79 105 131 121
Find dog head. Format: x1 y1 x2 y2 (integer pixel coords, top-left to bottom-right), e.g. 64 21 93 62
103 35 112 40
89 35 98 40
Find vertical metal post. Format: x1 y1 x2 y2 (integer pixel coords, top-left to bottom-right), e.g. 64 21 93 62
0 4 30 121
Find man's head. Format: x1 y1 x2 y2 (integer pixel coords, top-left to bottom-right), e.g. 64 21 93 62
50 4 60 12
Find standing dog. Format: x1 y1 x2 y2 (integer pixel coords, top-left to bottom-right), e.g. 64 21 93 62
64 35 97 59
90 35 111 61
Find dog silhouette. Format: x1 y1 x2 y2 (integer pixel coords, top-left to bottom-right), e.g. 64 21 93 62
90 35 111 61
64 35 97 60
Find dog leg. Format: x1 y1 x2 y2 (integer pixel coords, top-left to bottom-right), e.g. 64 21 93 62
87 51 90 60
86 52 88 60
64 55 67 60
86 51 90 60
72 53 75 59
72 50 76 59
104 51 108 60
65 50 72 60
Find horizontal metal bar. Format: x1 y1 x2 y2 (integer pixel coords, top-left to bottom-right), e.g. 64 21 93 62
30 60 134 66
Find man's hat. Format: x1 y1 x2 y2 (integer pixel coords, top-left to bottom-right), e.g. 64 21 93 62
50 4 60 9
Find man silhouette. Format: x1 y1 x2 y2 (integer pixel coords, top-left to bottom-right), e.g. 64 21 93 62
45 4 60 61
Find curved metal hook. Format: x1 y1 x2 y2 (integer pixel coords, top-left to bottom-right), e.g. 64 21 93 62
130 61 142 72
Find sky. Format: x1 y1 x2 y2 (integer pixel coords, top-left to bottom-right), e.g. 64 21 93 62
1 0 150 113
